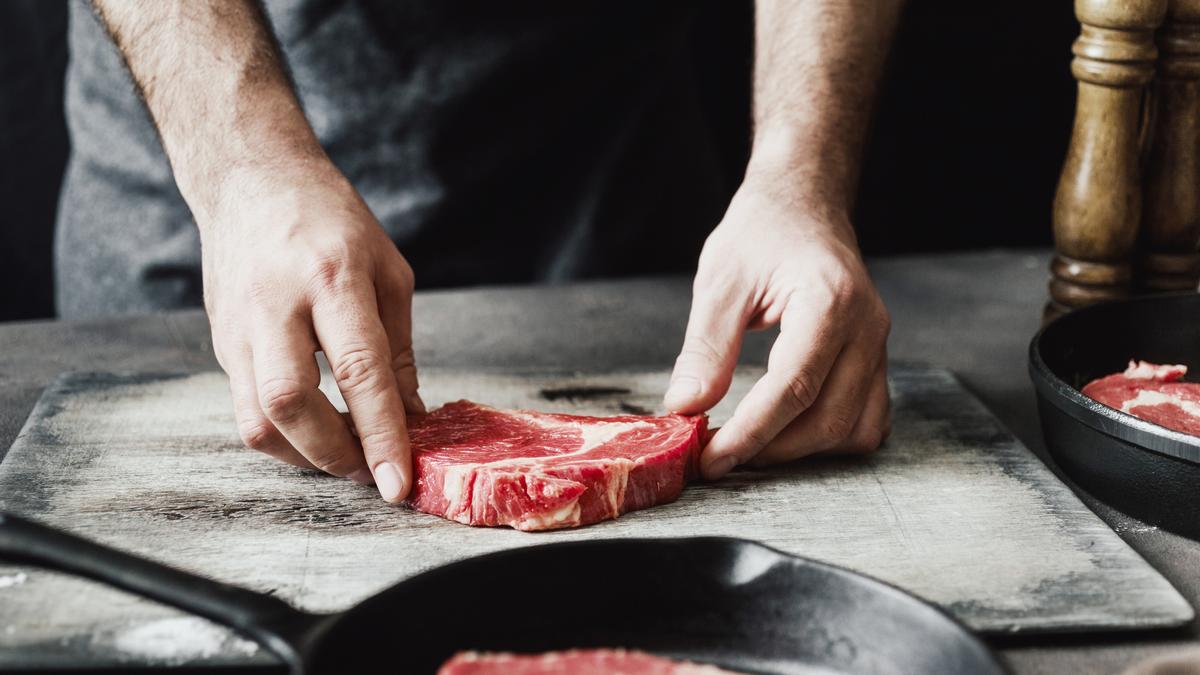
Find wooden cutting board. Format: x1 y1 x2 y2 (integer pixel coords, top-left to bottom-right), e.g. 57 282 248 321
0 366 1191 669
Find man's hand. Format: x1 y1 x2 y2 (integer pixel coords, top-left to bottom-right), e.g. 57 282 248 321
205 159 422 501
665 172 890 478
666 0 904 477
89 1 421 501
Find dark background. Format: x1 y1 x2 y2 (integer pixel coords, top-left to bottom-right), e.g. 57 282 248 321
0 1 1074 322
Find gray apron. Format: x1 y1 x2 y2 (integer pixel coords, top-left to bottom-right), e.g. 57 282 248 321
55 1 730 318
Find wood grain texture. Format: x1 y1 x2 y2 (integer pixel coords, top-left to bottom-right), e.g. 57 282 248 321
0 365 1192 669
1048 0 1167 319
1140 0 1200 291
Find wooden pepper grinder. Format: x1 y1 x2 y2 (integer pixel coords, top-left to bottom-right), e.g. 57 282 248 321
1048 0 1167 321
1140 0 1200 293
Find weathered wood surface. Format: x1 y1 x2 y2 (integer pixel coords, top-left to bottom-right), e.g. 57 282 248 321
0 365 1192 669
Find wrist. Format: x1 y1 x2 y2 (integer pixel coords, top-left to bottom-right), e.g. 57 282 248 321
198 152 355 241
168 90 327 228
745 124 857 215
188 145 335 234
738 156 854 234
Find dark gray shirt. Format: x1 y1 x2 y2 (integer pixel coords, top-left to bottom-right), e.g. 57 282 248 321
56 1 733 319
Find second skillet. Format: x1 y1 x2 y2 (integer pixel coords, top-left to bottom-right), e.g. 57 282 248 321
1030 292 1200 539
0 512 1004 675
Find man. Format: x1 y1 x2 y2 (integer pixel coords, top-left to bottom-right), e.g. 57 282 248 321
59 1 897 503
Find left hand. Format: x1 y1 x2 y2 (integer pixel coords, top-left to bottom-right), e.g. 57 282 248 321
665 170 891 478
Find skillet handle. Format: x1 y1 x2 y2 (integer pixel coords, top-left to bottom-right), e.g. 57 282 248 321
0 511 313 646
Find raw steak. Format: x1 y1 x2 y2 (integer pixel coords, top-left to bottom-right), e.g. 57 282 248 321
406 401 707 531
1081 360 1200 435
439 649 739 674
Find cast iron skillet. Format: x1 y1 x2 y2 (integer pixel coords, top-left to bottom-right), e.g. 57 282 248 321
1030 292 1200 540
0 512 1003 675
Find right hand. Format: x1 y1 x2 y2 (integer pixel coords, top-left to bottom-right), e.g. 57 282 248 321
200 157 422 502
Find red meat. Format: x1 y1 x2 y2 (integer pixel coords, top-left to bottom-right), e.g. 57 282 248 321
406 401 706 531
1081 360 1200 435
438 649 739 674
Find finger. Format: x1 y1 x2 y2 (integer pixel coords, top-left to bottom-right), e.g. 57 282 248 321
225 346 316 471
312 283 413 503
251 310 371 483
376 253 424 414
830 360 890 455
750 343 885 465
700 300 846 478
665 279 751 414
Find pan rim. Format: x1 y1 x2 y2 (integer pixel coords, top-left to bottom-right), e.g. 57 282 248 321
338 535 1005 673
1029 293 1200 466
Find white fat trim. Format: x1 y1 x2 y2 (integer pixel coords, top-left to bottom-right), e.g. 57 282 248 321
1120 389 1200 417
436 417 653 476
576 421 648 452
1124 360 1187 380
441 467 470 512
516 502 581 530
508 413 651 451
606 460 632 514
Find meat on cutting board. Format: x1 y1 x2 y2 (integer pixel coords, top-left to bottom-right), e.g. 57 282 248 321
438 649 740 674
1081 360 1200 435
406 401 707 531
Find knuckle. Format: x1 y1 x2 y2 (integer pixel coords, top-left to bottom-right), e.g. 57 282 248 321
676 334 724 370
392 255 416 289
829 274 863 308
258 378 308 423
875 302 892 336
238 418 279 450
849 428 884 454
782 371 820 413
306 448 361 477
332 346 389 396
738 424 773 453
819 411 857 445
357 427 402 455
211 339 229 371
307 242 357 292
391 349 417 374
878 408 893 443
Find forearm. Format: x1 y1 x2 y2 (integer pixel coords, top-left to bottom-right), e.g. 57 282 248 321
90 0 322 225
750 0 904 212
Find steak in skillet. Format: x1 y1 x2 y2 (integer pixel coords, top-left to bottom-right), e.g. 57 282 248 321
1081 360 1200 435
438 649 739 674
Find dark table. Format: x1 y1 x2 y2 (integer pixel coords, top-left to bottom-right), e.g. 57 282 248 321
1 249 1196 674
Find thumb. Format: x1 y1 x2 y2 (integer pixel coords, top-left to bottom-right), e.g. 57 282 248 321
665 285 747 414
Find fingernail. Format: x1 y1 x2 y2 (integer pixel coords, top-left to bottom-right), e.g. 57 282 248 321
374 463 405 502
708 455 738 478
348 468 374 485
664 377 701 411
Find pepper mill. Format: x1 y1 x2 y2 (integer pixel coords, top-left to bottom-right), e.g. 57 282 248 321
1048 0 1167 321
1140 0 1200 293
